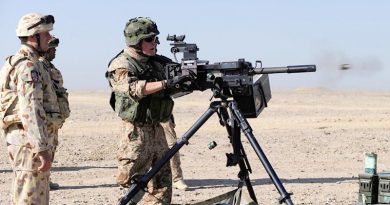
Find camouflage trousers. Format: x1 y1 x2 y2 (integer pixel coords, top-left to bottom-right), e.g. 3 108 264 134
160 120 184 182
6 127 51 205
117 122 172 205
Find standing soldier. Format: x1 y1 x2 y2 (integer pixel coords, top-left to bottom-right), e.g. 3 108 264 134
39 37 71 190
0 13 55 205
105 17 192 204
161 117 189 191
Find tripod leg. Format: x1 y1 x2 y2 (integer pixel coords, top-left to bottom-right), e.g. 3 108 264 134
230 102 294 205
118 101 220 205
230 120 259 204
217 104 259 203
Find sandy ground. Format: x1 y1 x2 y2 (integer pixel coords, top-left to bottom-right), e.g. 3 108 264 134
0 89 389 205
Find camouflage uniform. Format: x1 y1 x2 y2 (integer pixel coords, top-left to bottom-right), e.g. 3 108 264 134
107 47 172 205
39 53 70 153
107 17 193 204
1 44 52 205
0 13 56 205
160 118 184 182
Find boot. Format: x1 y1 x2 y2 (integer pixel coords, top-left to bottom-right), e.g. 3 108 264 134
50 181 60 190
173 179 188 191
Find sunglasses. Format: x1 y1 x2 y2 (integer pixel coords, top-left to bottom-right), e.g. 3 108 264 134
27 15 55 30
48 38 60 48
143 36 159 43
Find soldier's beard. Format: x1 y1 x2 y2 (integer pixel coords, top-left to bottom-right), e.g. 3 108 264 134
45 52 55 61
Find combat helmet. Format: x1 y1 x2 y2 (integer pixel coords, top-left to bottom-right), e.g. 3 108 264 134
124 17 159 46
16 13 55 37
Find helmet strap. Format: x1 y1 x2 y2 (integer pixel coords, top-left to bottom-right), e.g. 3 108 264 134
136 49 149 58
34 34 43 52
131 44 145 56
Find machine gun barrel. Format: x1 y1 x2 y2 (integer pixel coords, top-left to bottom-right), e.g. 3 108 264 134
253 64 316 74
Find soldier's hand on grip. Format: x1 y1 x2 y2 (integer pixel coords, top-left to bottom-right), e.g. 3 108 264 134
165 75 192 90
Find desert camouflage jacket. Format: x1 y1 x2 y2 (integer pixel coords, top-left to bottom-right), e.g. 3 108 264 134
0 44 49 153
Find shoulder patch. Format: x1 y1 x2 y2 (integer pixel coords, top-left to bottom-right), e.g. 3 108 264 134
17 61 41 83
30 70 39 83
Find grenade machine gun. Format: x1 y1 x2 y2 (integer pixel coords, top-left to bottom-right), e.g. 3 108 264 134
119 34 316 205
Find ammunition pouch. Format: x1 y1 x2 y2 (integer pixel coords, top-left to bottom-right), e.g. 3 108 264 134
111 92 144 123
110 92 173 124
55 87 70 121
148 95 174 123
45 112 64 130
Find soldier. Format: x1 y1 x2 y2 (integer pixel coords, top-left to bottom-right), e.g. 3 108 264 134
0 13 55 205
106 17 192 204
39 37 70 190
161 116 189 191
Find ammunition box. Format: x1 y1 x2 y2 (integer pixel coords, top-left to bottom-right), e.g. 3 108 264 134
358 173 378 204
234 74 271 118
378 172 390 203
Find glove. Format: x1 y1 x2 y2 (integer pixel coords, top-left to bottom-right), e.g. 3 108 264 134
165 75 192 90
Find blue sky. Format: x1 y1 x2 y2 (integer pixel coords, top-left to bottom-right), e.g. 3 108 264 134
1 1 389 91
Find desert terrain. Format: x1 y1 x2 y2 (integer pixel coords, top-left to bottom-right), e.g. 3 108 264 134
0 89 389 205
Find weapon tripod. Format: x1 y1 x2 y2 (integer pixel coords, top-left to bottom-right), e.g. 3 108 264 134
119 99 294 205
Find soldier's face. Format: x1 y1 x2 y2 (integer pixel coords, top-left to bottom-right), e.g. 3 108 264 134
39 32 52 52
141 36 157 56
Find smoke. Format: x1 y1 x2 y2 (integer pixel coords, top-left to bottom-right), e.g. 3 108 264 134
314 50 384 88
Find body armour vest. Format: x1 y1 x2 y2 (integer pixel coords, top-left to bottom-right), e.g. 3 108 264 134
40 57 70 127
106 51 174 124
39 57 63 129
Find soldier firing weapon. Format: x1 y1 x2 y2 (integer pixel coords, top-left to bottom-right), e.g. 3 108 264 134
119 35 316 205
